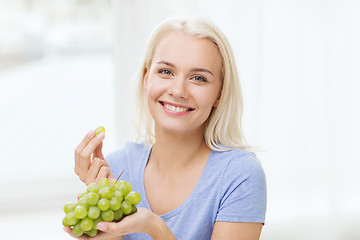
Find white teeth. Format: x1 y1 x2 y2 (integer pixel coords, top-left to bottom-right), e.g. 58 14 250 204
163 104 189 112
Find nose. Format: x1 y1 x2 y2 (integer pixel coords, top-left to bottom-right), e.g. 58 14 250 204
168 77 188 99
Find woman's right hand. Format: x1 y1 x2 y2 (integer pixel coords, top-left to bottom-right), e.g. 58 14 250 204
74 129 114 185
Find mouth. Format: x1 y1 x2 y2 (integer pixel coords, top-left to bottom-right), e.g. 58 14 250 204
159 101 195 113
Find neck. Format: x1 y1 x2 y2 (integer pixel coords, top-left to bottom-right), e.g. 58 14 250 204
149 129 210 172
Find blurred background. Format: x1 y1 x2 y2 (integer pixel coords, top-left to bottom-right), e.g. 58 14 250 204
1 0 359 239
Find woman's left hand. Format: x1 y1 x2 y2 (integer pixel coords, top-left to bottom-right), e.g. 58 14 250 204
64 207 161 240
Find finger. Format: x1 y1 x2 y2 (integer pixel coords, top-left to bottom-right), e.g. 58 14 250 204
95 165 112 184
93 141 104 160
84 158 107 185
75 129 95 175
79 132 105 182
103 164 115 183
97 222 131 236
98 160 115 182
108 173 115 183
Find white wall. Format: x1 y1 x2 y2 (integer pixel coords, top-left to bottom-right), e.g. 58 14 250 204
0 1 116 239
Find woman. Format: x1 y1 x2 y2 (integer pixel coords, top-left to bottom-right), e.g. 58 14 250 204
66 15 267 240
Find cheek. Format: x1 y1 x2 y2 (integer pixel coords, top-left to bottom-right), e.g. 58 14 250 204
145 80 164 101
197 89 220 109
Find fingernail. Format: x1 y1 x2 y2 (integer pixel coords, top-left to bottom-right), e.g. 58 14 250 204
97 223 107 231
88 129 95 138
96 131 105 140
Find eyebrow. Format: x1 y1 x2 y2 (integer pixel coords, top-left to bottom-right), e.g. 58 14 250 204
156 61 214 76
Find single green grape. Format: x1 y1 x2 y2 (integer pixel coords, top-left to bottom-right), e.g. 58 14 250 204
99 187 112 199
126 182 133 192
80 217 94 231
63 212 78 226
79 192 87 199
117 181 132 196
113 209 123 222
87 183 99 193
95 126 105 136
101 209 115 222
98 178 110 188
86 228 98 237
88 206 101 219
62 218 70 227
112 181 122 191
98 198 110 211
64 202 77 213
87 192 99 205
77 196 88 207
72 223 84 237
109 197 121 211
125 191 141 205
130 205 137 215
112 190 123 202
121 200 132 215
74 205 87 219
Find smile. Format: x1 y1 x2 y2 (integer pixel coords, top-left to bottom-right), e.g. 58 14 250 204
159 101 195 113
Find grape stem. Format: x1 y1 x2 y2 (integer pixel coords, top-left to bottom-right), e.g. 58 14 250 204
115 168 125 182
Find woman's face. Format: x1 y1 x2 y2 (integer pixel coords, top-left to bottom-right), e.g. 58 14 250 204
143 31 222 136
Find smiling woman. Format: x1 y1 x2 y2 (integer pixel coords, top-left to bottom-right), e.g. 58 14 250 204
68 15 266 240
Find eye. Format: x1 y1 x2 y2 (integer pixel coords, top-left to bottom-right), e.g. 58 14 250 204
191 75 207 82
159 69 173 75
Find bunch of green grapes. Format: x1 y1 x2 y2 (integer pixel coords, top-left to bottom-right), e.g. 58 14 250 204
62 178 141 237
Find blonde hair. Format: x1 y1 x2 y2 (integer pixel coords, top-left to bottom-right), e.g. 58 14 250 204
134 15 250 151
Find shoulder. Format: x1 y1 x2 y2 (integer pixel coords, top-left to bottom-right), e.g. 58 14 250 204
213 149 265 180
213 149 267 204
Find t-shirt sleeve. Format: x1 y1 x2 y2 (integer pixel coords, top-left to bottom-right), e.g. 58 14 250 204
216 152 267 224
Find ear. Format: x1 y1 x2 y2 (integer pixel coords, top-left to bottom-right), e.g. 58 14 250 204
143 68 149 89
213 91 221 107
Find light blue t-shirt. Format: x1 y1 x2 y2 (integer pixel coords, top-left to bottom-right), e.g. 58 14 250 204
107 142 266 240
